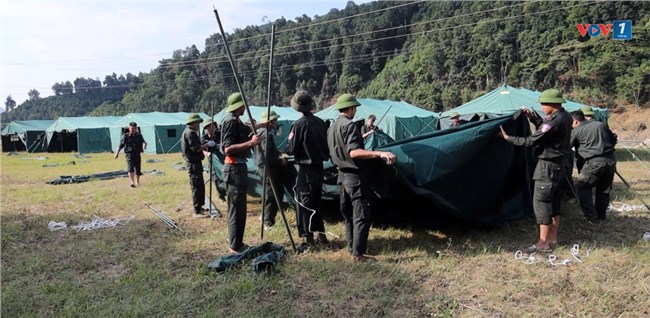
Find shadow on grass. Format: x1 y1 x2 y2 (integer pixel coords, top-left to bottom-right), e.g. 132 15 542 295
314 186 650 259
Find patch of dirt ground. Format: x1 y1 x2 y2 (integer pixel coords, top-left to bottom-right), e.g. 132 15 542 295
607 106 650 146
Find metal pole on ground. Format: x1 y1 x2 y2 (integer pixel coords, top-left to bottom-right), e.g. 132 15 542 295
615 171 650 212
213 9 296 252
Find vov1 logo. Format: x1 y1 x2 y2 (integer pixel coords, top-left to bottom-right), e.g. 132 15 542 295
576 20 633 40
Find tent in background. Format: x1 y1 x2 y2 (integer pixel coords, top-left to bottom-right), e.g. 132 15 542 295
46 116 121 153
213 106 301 151
1 120 54 152
438 84 608 129
109 112 210 154
315 99 439 141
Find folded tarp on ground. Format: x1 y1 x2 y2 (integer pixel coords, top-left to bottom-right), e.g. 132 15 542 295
46 170 165 184
207 242 285 273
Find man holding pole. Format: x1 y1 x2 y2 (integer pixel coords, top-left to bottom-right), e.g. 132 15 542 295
287 90 330 247
221 92 260 253
255 110 293 229
202 119 226 201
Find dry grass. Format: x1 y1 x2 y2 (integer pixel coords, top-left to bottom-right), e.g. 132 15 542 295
1 150 649 317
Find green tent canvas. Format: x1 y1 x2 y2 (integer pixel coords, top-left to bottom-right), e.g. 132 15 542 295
316 99 439 141
110 112 210 154
208 129 395 204
46 116 121 153
376 114 535 225
438 84 608 129
1 120 54 153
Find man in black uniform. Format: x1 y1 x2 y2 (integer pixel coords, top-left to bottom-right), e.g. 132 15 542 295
499 89 572 253
114 121 147 188
255 110 294 228
571 110 617 222
221 92 260 253
361 114 380 139
287 90 330 247
328 94 397 262
181 114 211 218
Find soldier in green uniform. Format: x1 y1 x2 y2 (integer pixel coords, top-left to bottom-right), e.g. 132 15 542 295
255 110 294 228
570 110 617 222
328 94 397 262
221 93 260 253
499 89 573 253
360 114 379 139
181 114 211 218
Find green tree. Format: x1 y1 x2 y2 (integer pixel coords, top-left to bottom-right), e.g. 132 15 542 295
5 95 16 112
616 61 650 110
27 89 40 101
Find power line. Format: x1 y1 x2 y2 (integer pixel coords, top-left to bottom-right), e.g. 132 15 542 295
5 1 424 67
5 1 595 93
149 0 545 71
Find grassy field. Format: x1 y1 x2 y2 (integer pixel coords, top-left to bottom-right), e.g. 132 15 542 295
1 151 649 317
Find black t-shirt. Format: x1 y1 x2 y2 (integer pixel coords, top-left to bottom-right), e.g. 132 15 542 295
119 132 145 155
287 114 329 165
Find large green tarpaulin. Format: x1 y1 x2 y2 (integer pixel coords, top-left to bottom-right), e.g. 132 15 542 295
438 84 608 129
46 116 121 153
110 112 210 154
211 114 534 226
1 120 54 152
376 114 535 225
316 99 439 141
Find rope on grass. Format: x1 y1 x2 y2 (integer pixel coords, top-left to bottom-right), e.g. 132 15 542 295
608 202 649 213
514 244 589 266
71 215 135 232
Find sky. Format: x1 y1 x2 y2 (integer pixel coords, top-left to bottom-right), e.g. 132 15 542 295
1 0 372 104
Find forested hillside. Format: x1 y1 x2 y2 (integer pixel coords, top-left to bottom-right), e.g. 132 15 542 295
4 0 649 121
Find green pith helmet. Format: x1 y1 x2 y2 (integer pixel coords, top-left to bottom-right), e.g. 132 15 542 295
203 118 214 128
450 112 459 119
260 110 280 124
335 93 361 110
291 90 315 112
538 89 566 104
227 92 245 112
186 113 204 125
581 106 594 116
